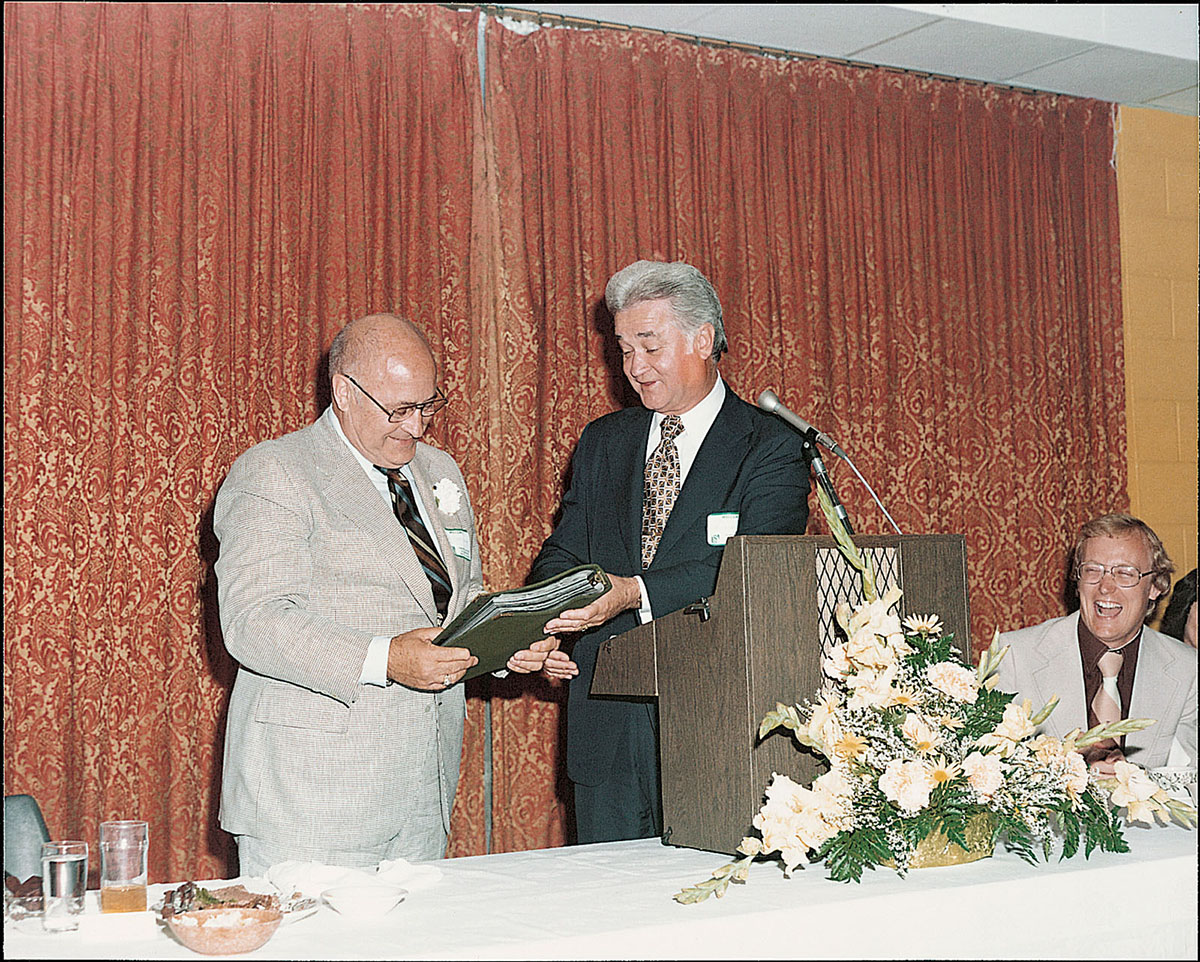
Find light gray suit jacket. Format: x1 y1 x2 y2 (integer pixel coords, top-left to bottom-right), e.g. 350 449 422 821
997 612 1197 771
214 408 483 853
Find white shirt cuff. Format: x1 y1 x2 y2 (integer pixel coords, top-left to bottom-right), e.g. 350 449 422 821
360 634 393 687
636 575 653 624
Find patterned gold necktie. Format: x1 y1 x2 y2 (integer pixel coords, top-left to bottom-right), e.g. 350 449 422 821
641 415 685 569
1092 649 1124 726
378 467 452 620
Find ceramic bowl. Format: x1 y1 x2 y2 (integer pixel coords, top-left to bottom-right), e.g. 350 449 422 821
320 883 407 920
165 907 282 955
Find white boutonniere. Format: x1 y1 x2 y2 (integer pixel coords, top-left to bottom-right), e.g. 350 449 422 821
431 478 462 515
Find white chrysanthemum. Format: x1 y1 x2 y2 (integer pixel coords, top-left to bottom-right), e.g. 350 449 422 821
901 712 943 754
927 756 960 786
926 662 979 703
877 758 936 814
962 751 1004 799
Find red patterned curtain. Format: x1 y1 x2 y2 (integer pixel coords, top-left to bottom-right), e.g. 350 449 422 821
5 6 1127 879
483 23 1125 655
4 2 488 881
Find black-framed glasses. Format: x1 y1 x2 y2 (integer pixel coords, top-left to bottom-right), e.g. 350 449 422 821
344 374 448 422
1075 563 1153 588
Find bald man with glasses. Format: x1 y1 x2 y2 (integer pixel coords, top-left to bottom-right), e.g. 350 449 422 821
215 313 558 874
996 514 1196 789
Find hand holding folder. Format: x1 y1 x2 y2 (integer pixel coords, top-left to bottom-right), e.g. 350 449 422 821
434 565 611 680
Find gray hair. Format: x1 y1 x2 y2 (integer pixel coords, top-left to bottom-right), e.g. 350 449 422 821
604 260 727 362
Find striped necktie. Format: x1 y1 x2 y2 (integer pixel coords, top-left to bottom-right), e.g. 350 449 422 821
377 468 452 621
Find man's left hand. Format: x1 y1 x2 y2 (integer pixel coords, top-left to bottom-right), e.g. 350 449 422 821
542 573 641 634
506 635 560 674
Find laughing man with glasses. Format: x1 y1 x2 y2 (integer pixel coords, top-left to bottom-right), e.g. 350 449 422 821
995 514 1196 798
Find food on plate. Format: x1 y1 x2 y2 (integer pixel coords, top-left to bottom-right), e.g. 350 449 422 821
160 882 281 918
4 874 42 905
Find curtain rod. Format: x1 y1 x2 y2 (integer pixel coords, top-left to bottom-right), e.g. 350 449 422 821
440 3 1045 97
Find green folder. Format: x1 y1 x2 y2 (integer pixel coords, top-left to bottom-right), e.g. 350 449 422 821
435 565 612 680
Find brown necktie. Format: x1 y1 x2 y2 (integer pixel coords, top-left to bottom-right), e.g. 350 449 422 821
378 468 452 620
1092 649 1124 726
641 415 685 569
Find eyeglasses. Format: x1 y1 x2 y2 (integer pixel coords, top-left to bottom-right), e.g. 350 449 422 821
1075 562 1154 588
344 374 448 422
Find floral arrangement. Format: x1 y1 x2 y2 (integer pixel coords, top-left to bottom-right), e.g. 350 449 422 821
675 494 1196 903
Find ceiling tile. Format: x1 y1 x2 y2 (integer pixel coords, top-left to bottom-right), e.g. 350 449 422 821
1141 86 1200 114
849 18 1096 80
680 4 936 57
1011 47 1198 104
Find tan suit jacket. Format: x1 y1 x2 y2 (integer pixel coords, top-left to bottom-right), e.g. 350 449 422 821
214 408 482 853
997 612 1197 772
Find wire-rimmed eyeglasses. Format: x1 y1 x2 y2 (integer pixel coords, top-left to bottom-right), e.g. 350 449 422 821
344 373 448 422
1075 563 1153 588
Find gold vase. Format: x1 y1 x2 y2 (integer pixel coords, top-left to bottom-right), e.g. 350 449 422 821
887 813 995 869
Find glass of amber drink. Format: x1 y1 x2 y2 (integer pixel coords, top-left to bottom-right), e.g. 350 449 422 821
99 820 149 913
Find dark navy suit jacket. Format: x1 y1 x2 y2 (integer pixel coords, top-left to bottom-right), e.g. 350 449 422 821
531 387 811 786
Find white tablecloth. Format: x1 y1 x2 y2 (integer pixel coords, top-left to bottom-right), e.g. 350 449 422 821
6 825 1196 960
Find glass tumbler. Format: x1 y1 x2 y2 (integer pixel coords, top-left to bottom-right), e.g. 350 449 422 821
99 820 149 913
41 841 88 932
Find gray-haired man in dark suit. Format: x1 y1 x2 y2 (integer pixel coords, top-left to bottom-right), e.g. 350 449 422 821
532 261 811 843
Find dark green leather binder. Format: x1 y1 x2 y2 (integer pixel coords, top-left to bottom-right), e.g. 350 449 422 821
436 564 611 680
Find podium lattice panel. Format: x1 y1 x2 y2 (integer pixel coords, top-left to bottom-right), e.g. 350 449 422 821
815 546 899 659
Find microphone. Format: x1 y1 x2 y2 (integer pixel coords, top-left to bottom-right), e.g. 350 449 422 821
756 390 847 461
758 388 853 533
757 388 903 536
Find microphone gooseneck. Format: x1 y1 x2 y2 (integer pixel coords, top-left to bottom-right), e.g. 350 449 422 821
757 388 902 536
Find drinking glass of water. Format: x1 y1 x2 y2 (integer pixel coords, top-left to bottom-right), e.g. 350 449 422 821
41 841 88 932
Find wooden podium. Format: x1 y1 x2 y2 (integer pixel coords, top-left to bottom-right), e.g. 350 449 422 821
591 534 971 855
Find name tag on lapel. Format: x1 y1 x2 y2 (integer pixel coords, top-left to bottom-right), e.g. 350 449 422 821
707 512 739 546
444 528 472 560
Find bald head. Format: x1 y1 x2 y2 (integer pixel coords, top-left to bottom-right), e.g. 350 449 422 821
329 313 440 468
329 313 434 388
